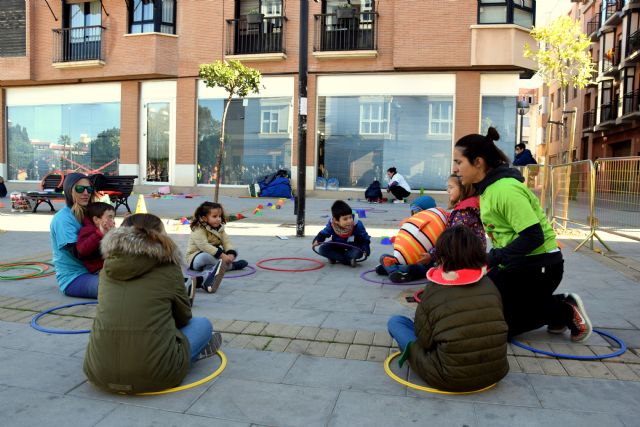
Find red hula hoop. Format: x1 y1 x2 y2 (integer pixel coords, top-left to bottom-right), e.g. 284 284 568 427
413 289 424 303
256 257 325 272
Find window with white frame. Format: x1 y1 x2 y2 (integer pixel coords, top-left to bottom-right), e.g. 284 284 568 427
428 102 453 135
261 108 287 134
359 101 389 135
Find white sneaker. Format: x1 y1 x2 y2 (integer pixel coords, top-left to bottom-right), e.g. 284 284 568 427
393 199 405 204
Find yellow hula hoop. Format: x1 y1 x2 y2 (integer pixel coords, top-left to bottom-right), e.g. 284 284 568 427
384 352 496 395
139 350 227 396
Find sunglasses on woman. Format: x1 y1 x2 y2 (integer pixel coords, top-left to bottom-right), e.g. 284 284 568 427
75 185 94 194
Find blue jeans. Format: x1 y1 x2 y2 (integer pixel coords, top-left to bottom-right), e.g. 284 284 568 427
387 315 417 352
318 243 362 264
180 317 213 363
378 254 431 279
64 273 99 299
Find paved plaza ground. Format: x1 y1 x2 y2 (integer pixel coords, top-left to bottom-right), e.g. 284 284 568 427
0 193 639 427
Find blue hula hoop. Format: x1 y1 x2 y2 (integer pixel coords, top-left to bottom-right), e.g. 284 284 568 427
510 328 626 360
31 301 97 335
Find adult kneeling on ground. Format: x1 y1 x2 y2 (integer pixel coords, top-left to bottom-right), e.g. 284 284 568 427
50 173 100 299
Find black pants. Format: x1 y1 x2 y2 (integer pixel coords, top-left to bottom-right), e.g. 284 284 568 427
488 260 573 338
389 186 410 200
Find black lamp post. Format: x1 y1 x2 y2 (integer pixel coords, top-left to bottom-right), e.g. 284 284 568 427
517 98 530 146
296 0 310 237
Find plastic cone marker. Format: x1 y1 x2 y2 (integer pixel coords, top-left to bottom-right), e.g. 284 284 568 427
135 194 148 214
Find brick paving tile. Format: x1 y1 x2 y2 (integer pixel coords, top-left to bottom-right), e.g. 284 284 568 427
550 343 595 357
242 321 268 335
213 319 235 332
315 328 338 342
372 331 393 347
510 343 533 357
325 343 349 359
628 363 640 379
4 310 35 323
228 334 254 349
0 298 28 308
581 361 616 380
524 341 553 358
264 337 291 352
278 325 303 339
221 333 238 345
589 346 640 364
516 357 544 374
539 359 568 376
507 355 522 373
604 362 640 381
559 359 592 378
245 336 272 351
296 326 320 341
353 331 374 346
346 344 369 361
367 346 389 362
333 330 356 344
284 339 311 354
5 299 36 309
262 323 287 337
226 320 252 334
304 341 330 357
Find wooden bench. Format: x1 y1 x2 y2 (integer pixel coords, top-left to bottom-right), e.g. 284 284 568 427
91 174 138 213
25 172 66 213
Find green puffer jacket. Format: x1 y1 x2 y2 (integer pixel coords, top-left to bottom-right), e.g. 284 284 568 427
409 274 509 392
83 226 191 394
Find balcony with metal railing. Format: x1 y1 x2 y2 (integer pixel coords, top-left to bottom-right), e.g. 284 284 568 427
621 89 640 119
582 109 596 131
601 45 620 76
225 16 287 60
626 30 640 63
602 0 624 28
313 11 378 58
599 99 619 127
587 12 601 40
52 25 105 68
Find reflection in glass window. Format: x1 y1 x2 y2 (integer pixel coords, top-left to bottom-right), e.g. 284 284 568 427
197 97 292 185
481 96 517 162
428 101 453 136
146 102 170 182
317 96 453 190
130 0 176 34
6 103 120 181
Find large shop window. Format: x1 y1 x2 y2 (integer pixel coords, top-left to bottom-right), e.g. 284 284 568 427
317 96 454 190
480 96 517 162
6 103 120 181
197 97 292 185
478 0 535 29
129 0 176 34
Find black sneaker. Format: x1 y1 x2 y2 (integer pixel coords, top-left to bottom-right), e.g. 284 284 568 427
566 293 592 342
389 271 412 283
203 261 227 294
185 278 196 307
328 258 337 264
231 260 248 270
375 264 388 276
547 293 568 334
196 332 222 361
350 258 357 268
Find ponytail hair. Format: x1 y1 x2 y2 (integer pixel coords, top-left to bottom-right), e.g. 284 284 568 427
454 127 509 171
190 201 226 231
121 213 177 256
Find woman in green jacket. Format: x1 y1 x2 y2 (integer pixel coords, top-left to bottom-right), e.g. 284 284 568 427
453 127 592 342
83 214 220 394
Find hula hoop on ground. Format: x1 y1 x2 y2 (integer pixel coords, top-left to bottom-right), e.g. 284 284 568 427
31 301 97 334
510 328 626 360
256 257 325 272
384 352 497 395
351 207 389 214
360 269 428 286
224 265 257 279
312 241 368 263
413 289 424 303
0 261 56 280
138 350 227 396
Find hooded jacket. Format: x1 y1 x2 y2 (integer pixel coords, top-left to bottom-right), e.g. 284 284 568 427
83 226 191 394
407 267 509 392
513 149 537 166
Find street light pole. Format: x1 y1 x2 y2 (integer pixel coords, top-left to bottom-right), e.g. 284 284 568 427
296 0 308 237
517 99 530 147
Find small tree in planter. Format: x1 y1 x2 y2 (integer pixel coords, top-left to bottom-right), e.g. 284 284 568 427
336 3 355 19
199 59 261 202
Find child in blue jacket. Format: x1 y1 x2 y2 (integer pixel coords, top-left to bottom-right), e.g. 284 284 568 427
312 200 371 267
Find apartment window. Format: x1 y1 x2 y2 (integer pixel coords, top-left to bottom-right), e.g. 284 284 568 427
360 101 390 135
0 0 26 57
261 108 288 134
428 102 453 135
478 0 535 29
129 0 176 34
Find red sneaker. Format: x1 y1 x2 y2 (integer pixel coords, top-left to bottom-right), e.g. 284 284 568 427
566 293 592 342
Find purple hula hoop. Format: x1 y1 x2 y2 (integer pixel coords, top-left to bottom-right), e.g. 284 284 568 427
312 241 368 262
224 265 257 279
360 268 429 285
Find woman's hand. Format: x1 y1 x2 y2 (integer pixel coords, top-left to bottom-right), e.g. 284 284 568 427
416 253 432 265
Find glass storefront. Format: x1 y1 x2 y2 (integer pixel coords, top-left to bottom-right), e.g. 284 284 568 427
481 96 517 162
197 97 292 185
316 95 453 190
6 103 120 181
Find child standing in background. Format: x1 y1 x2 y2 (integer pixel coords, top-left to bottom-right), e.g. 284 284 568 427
313 200 371 267
186 201 248 293
76 202 116 273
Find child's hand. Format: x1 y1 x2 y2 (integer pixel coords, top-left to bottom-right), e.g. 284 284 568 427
312 241 321 248
220 253 234 264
